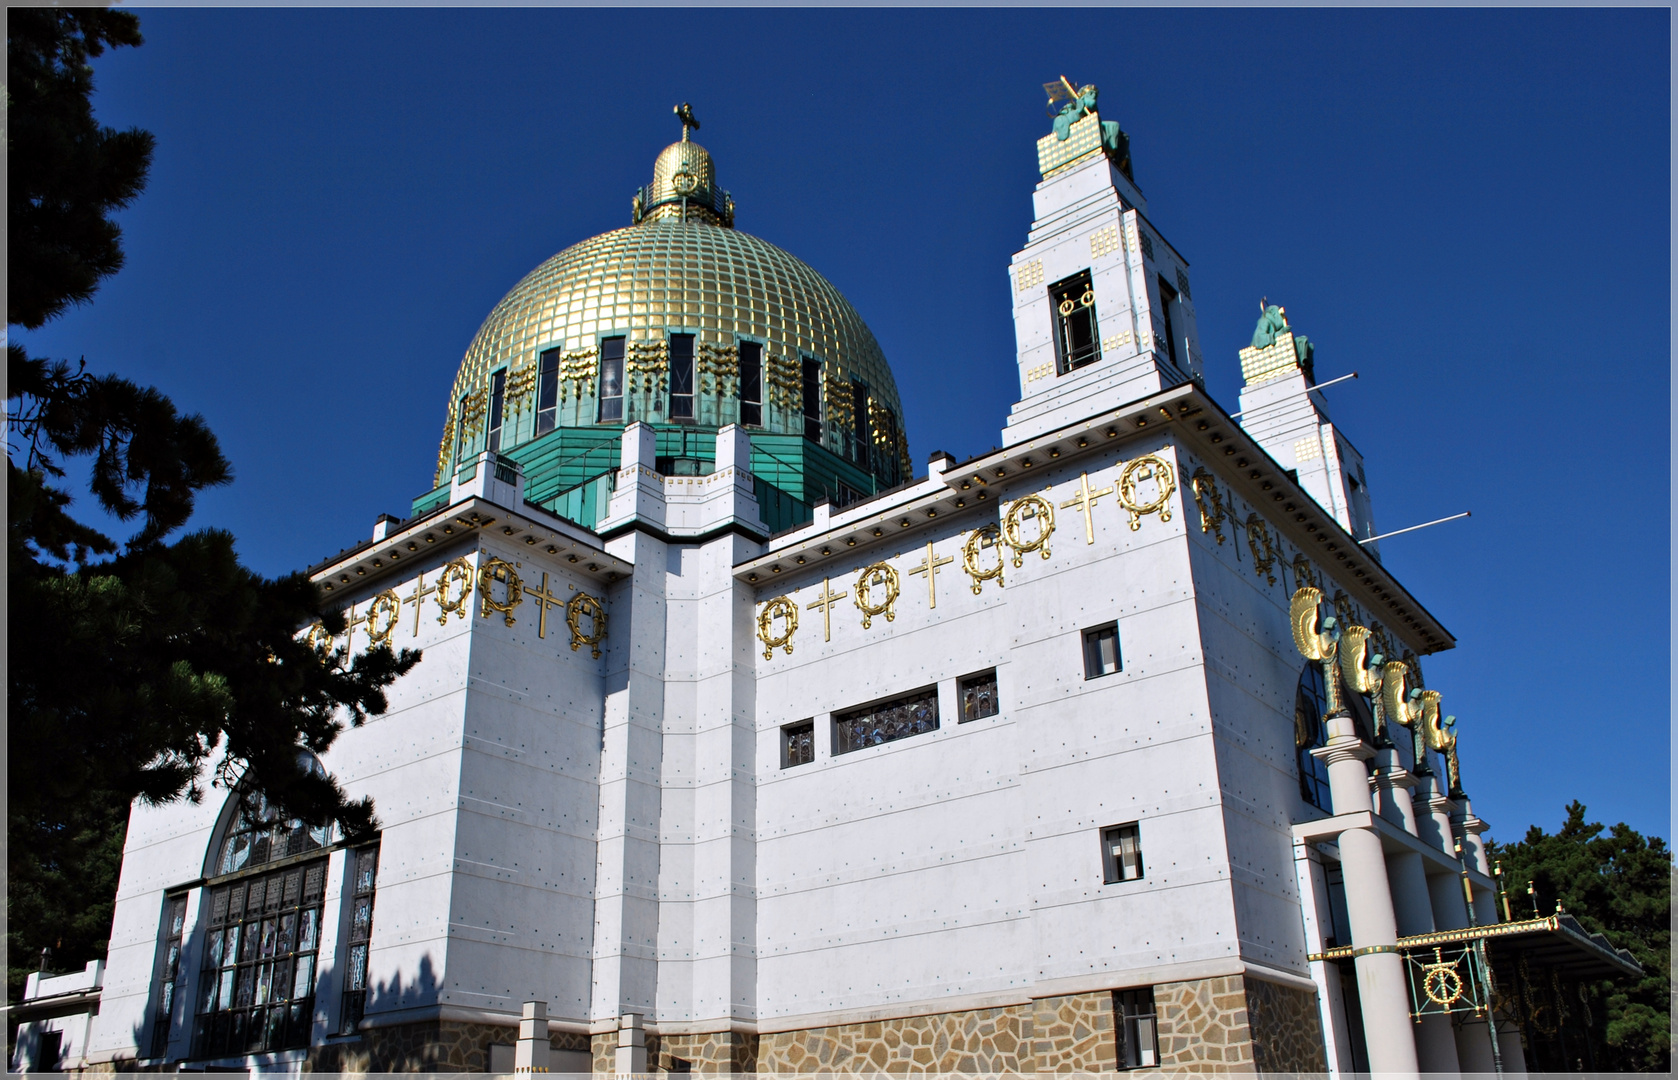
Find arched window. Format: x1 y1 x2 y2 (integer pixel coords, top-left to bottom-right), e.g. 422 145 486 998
1295 662 1334 812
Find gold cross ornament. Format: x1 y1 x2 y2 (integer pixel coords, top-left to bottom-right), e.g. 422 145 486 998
806 577 849 642
527 572 567 640
406 572 439 636
1060 471 1115 545
907 541 955 608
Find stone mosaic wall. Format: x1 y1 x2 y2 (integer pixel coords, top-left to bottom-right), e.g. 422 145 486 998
655 1030 760 1074
1029 991 1117 1072
307 1019 586 1073
759 1003 1031 1073
1243 976 1327 1074
1152 975 1256 1069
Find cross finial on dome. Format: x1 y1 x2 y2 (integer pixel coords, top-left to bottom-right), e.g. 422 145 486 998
674 102 700 142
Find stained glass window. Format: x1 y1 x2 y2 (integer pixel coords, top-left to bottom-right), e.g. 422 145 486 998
833 686 939 755
149 894 188 1058
1114 988 1160 1069
192 859 326 1058
959 670 999 722
213 791 332 878
781 720 815 768
339 846 380 1035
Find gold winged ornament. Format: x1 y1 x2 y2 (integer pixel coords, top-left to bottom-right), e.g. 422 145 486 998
1336 622 1391 746
1289 586 1346 720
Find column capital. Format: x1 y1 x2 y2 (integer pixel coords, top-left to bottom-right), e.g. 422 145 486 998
1311 733 1374 767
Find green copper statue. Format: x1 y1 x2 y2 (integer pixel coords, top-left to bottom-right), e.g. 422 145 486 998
1250 302 1314 374
1045 79 1133 182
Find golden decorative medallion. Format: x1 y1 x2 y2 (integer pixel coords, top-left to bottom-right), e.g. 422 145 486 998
757 596 798 658
1116 454 1175 530
1291 552 1318 591
853 562 901 628
302 622 335 653
1058 297 1077 317
365 590 401 647
1421 949 1466 1007
434 557 475 624
962 525 1006 594
1245 513 1278 584
566 592 608 658
1189 468 1227 544
1002 493 1055 566
478 555 525 626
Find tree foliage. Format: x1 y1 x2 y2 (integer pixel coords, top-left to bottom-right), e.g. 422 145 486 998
7 8 419 1002
1491 802 1671 1071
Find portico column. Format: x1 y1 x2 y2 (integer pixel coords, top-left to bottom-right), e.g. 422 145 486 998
1314 718 1420 1075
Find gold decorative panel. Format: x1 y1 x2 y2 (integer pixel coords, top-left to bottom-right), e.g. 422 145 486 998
1015 260 1044 293
1036 112 1103 177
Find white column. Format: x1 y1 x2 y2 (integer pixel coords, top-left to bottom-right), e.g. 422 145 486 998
514 1001 550 1073
614 1013 648 1074
1313 718 1419 1075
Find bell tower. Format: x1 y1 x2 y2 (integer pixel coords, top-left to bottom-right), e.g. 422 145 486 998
1002 82 1203 446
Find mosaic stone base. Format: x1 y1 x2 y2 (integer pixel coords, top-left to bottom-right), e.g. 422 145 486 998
307 1019 587 1074
1244 976 1327 1074
759 1003 1030 1073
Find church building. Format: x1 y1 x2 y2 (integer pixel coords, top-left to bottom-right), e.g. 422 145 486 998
54 89 1636 1076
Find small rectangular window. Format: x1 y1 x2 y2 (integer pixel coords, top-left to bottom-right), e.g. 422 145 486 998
485 369 507 452
1114 987 1160 1068
738 341 763 426
834 686 938 755
1083 623 1120 679
800 356 823 442
782 720 815 768
338 845 379 1036
669 333 695 420
536 348 560 435
959 670 999 722
1101 822 1144 883
37 1030 64 1071
1050 270 1100 373
598 337 625 422
1156 277 1180 370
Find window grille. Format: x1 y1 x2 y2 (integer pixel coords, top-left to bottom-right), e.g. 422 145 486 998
959 670 999 722
1083 623 1120 679
598 338 625 422
1101 823 1144 884
1050 270 1100 373
149 894 188 1058
738 341 762 426
782 720 815 768
338 846 380 1036
192 859 327 1058
1114 988 1160 1068
669 333 695 419
486 369 507 452
834 686 939 755
536 348 560 435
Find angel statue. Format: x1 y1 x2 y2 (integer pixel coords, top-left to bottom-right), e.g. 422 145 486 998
1043 77 1133 181
1250 301 1314 374
1290 586 1346 722
1336 623 1391 749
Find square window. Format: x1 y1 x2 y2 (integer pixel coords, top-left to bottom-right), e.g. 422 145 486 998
1114 987 1160 1069
1101 822 1144 884
959 670 999 722
782 720 815 768
1083 623 1120 679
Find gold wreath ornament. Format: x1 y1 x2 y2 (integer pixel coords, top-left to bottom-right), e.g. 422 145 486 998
478 555 525 626
757 596 798 658
1116 455 1176 530
1002 494 1055 566
854 562 901 628
1189 468 1227 544
566 592 608 658
302 622 335 653
435 557 475 624
962 524 1006 594
365 590 401 647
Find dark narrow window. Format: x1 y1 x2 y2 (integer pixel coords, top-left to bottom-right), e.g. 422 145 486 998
485 369 507 452
536 348 560 435
959 670 999 722
1101 822 1144 883
738 341 762 426
1156 277 1180 370
150 894 189 1058
1083 623 1120 679
455 393 472 463
669 333 695 419
1050 270 1100 373
850 379 870 465
1114 988 1160 1068
1295 661 1334 812
338 845 380 1036
36 1030 64 1071
800 356 823 442
782 720 815 768
875 407 899 482
834 686 938 755
598 337 625 422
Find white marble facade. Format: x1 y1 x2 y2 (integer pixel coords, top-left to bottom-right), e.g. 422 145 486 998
87 116 1490 1075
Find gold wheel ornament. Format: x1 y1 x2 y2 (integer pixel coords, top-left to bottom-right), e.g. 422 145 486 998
365 590 402 646
757 596 798 659
1116 455 1176 530
566 592 608 658
477 555 525 626
962 524 1006 595
1058 297 1076 317
1002 494 1055 566
434 557 475 624
1421 953 1466 1007
853 562 901 629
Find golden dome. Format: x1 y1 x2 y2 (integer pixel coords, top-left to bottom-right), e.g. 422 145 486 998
434 217 904 483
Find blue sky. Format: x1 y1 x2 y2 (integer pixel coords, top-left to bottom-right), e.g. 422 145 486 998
17 9 1670 843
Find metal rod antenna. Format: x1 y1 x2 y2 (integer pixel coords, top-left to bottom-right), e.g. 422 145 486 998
1228 371 1358 419
1357 511 1471 545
